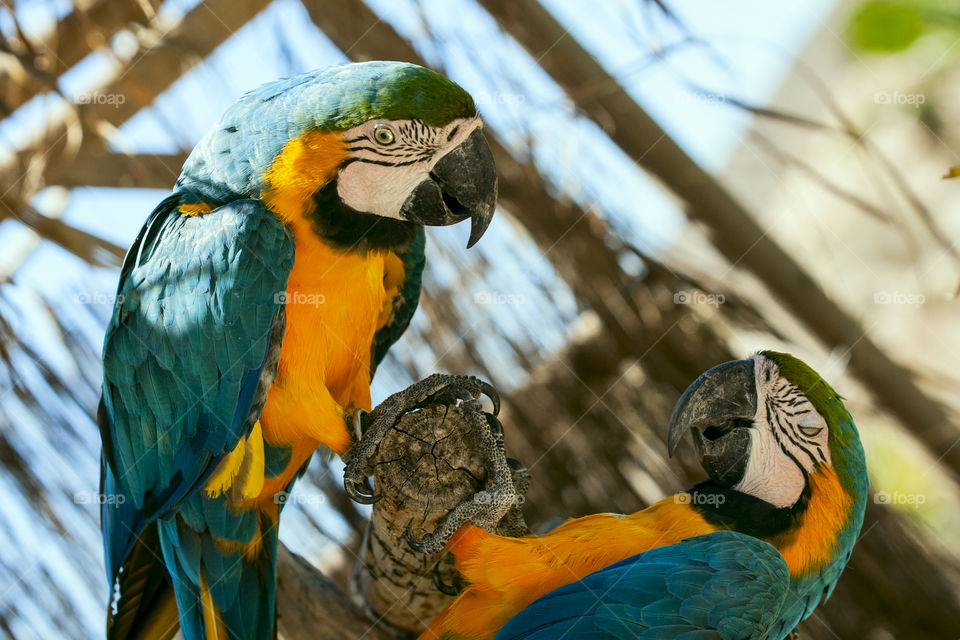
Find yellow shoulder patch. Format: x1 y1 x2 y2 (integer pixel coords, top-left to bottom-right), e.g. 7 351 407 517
179 202 215 216
262 130 348 224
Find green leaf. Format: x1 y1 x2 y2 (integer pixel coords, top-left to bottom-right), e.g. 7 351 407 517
852 2 925 51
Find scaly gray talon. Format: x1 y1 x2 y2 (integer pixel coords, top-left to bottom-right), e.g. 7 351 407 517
507 457 532 497
498 506 531 538
500 458 532 536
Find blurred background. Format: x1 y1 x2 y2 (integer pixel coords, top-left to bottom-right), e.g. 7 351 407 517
0 0 958 638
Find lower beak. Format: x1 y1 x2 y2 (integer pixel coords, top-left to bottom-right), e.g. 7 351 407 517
667 359 758 487
400 128 497 248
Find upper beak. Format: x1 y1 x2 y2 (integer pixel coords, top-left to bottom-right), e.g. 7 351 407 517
399 128 497 248
667 359 757 487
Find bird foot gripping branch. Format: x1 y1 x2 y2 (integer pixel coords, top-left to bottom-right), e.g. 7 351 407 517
343 373 505 505
345 373 530 634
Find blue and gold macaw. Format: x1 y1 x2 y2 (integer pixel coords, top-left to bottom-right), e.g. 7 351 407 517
420 352 868 640
99 62 497 640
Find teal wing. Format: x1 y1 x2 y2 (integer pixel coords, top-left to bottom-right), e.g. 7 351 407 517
99 196 294 637
494 531 791 640
370 225 425 371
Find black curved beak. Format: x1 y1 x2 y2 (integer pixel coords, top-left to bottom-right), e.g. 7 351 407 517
399 128 497 248
667 359 757 487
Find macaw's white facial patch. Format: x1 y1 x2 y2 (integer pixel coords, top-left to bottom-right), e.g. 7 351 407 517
336 115 481 220
734 354 832 508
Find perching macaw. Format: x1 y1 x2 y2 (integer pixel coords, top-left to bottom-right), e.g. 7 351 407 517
420 351 868 640
98 61 497 640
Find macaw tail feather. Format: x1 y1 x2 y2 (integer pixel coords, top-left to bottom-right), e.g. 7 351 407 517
157 504 279 640
103 453 178 640
106 523 179 640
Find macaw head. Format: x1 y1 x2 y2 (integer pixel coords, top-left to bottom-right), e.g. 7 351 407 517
668 351 867 509
178 61 497 249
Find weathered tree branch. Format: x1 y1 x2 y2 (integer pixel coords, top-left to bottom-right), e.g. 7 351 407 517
0 0 157 115
79 0 272 127
45 151 188 189
0 0 269 271
276 546 394 640
0 195 125 267
1 0 269 191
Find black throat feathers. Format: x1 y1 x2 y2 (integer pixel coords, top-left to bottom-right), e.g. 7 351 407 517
308 178 417 252
688 480 813 540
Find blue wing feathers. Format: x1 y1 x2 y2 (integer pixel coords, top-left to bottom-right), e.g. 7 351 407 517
494 532 790 640
101 198 294 638
102 198 293 512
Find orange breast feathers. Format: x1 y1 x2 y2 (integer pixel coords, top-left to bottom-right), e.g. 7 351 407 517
419 499 718 640
255 129 398 456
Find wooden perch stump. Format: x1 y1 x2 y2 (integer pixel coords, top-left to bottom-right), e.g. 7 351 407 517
351 390 530 636
352 403 483 632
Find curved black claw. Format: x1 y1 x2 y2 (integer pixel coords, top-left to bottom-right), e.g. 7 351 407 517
485 413 504 438
405 525 430 554
432 565 463 596
480 380 501 416
345 478 380 505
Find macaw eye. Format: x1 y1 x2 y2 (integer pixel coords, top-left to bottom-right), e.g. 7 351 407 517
373 126 395 145
797 413 824 437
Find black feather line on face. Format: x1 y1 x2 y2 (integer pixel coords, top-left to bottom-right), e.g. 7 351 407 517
772 404 819 468
345 157 423 168
767 401 812 472
770 382 821 466
307 178 416 252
